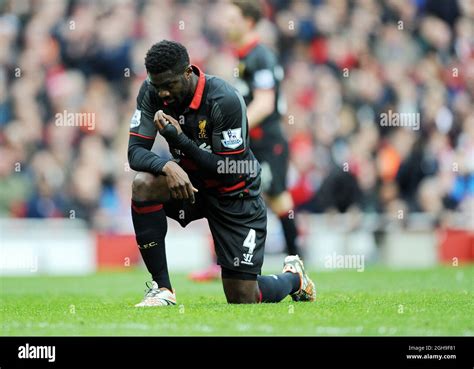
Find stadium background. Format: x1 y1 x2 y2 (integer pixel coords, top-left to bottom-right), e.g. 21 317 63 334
0 0 473 275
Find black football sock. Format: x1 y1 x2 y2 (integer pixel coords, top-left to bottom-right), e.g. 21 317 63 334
257 272 300 303
131 199 172 291
279 215 300 256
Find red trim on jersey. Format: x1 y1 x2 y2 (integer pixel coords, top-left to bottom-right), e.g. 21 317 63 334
130 132 155 140
258 289 263 303
218 181 246 193
236 38 259 59
214 148 245 155
249 127 264 140
189 65 206 110
131 203 163 214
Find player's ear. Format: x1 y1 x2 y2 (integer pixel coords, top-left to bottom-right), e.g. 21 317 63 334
185 65 193 79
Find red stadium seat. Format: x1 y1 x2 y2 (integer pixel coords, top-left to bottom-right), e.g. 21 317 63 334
96 234 140 270
437 228 474 264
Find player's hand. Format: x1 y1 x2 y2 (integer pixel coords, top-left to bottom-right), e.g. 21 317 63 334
162 160 198 203
155 110 183 141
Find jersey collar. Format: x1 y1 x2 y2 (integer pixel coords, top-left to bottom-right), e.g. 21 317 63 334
235 38 259 59
189 65 206 110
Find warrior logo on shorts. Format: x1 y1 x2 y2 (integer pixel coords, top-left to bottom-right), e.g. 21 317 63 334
242 253 254 265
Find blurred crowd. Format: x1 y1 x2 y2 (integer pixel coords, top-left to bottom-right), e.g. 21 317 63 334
0 0 473 231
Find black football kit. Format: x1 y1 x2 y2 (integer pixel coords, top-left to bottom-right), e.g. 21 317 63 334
128 66 266 276
234 40 289 196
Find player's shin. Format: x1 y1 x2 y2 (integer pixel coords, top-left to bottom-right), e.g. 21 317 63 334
279 215 301 256
131 200 172 291
270 192 302 257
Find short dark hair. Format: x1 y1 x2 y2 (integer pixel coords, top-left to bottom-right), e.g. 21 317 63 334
232 0 262 24
145 40 190 75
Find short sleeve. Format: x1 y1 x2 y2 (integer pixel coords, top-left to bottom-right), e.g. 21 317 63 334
251 49 277 90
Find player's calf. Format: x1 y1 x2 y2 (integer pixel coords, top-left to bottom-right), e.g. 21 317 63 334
268 191 302 257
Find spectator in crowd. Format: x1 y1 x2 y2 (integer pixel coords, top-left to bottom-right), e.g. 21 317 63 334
0 0 472 232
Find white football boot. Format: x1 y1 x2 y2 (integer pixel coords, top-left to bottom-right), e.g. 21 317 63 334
135 281 177 307
282 255 316 302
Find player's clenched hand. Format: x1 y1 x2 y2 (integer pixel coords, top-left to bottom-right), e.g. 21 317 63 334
162 161 198 203
154 110 182 143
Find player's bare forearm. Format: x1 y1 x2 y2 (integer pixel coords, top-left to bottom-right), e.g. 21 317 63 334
247 89 275 129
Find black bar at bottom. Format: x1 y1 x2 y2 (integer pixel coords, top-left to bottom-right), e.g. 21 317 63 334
0 336 472 369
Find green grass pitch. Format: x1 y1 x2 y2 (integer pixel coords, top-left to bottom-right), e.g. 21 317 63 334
1 266 473 336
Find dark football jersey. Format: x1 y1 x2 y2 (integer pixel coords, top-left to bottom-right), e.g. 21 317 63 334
235 40 286 149
129 65 261 198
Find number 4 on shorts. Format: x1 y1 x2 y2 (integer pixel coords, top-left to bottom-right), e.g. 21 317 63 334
243 229 256 254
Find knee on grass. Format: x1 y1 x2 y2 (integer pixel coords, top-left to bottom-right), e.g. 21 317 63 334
222 279 259 304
